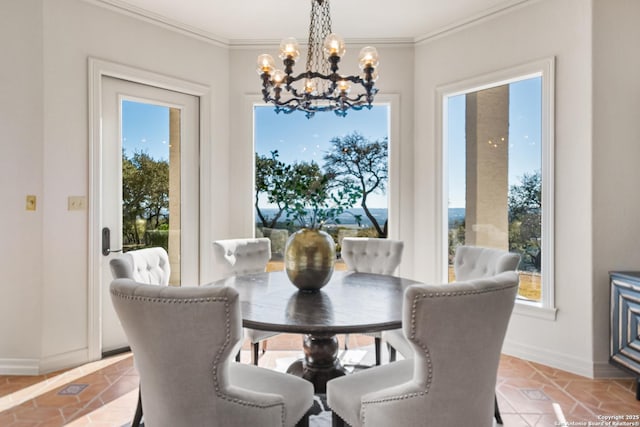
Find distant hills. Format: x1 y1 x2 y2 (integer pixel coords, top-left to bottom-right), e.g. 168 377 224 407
257 207 466 228
448 207 465 226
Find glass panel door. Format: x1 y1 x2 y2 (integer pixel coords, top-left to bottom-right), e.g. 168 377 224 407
121 101 181 284
100 76 199 354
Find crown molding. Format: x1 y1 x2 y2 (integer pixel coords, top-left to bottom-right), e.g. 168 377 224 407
86 0 537 49
228 37 416 50
415 0 537 44
85 0 230 47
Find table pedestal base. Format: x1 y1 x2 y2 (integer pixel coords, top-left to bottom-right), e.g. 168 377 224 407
286 334 346 393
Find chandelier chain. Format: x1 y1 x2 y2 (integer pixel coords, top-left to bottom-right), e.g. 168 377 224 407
306 0 331 77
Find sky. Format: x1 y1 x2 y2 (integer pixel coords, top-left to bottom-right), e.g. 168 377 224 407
121 100 170 161
119 100 391 209
254 105 389 165
119 76 542 212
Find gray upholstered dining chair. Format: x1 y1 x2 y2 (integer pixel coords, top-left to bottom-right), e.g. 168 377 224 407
213 237 279 365
383 245 520 362
453 245 522 282
109 246 171 427
340 237 404 365
381 244 520 424
109 246 171 286
341 237 404 276
327 271 520 427
110 278 314 427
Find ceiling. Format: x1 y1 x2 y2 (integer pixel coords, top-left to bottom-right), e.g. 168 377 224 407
95 0 531 45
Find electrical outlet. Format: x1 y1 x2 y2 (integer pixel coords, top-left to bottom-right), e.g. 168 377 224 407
26 195 36 211
68 196 86 211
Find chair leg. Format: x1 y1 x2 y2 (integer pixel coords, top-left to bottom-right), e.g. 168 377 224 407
295 412 310 427
344 333 349 350
252 342 260 366
374 336 381 365
494 394 503 424
235 350 241 362
387 343 397 362
332 411 347 427
132 386 143 427
262 339 268 354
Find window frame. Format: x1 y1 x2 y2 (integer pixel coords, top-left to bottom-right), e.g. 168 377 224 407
436 57 556 319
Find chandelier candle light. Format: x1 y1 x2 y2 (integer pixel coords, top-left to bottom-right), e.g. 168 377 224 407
256 0 379 118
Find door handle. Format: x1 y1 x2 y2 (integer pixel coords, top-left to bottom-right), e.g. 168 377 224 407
102 227 123 256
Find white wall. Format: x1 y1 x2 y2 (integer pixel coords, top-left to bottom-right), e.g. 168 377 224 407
413 0 598 376
227 43 416 278
0 0 44 372
592 0 640 376
0 0 230 372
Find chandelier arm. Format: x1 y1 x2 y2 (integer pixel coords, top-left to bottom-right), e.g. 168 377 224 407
270 97 306 108
283 69 376 85
262 86 377 107
285 85 312 101
281 74 374 99
272 97 373 118
285 71 339 84
336 94 369 106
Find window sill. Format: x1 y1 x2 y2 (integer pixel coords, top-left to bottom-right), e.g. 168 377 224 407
513 299 557 321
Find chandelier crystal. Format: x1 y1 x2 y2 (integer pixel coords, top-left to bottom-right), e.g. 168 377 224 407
256 0 379 118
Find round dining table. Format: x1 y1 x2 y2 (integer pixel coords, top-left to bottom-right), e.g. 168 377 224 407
214 270 422 393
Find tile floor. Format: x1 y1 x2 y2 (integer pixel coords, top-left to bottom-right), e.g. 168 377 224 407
1 334 639 426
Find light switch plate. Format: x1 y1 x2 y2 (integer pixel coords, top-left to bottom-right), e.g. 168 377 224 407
68 196 86 211
26 195 36 211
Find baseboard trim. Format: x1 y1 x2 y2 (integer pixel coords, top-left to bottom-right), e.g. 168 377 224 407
0 348 91 375
0 358 40 375
594 361 634 379
502 339 594 378
39 348 89 374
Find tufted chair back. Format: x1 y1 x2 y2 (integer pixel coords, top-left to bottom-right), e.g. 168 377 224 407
327 271 520 427
109 279 314 427
453 245 521 281
110 247 171 286
213 238 271 278
397 271 519 426
341 238 404 275
108 247 172 426
213 237 278 365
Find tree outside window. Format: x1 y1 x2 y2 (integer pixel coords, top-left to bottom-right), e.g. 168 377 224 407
254 106 390 260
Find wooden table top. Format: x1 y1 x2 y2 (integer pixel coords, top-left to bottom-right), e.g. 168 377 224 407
213 270 422 335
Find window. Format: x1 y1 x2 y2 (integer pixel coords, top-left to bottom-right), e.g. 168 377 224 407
439 58 555 314
253 105 391 267
121 101 176 256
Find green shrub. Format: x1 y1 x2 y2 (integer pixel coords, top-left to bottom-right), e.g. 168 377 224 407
144 230 168 250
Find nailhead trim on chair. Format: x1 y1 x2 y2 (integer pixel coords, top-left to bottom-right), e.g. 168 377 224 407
110 292 231 304
360 282 518 425
359 292 433 424
213 299 286 426
211 299 287 427
360 295 433 424
111 291 287 426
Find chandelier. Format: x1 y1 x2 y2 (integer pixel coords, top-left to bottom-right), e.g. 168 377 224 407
256 0 379 118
